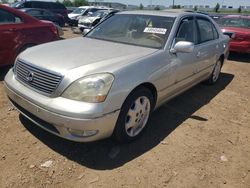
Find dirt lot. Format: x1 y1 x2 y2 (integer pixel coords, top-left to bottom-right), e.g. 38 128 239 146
0 27 250 188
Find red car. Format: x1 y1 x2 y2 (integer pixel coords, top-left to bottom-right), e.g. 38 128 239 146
0 5 59 67
219 15 250 53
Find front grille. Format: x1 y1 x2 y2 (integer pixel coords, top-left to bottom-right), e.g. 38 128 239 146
15 60 62 95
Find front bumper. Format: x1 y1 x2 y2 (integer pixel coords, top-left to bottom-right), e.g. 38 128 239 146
4 70 120 142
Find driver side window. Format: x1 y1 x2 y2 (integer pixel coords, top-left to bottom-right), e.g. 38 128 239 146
176 17 196 44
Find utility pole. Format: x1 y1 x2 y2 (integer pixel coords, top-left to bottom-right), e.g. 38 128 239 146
172 0 175 8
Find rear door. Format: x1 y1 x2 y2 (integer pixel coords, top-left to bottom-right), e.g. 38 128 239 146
0 9 23 66
194 16 220 78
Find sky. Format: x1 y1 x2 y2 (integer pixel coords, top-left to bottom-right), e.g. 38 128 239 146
89 0 250 7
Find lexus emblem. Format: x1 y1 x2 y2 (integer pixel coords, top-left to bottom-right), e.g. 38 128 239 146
26 71 34 82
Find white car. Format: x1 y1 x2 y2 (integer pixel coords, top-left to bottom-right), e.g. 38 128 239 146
68 6 108 26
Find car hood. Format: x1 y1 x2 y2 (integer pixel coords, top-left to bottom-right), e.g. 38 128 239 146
19 37 159 75
79 16 98 23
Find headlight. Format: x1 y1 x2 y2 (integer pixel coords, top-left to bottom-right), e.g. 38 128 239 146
62 73 114 103
71 16 80 20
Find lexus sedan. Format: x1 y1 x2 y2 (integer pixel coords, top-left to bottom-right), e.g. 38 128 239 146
4 11 230 142
0 5 59 67
219 15 250 53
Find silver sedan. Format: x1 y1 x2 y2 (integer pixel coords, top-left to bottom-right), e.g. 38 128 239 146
4 11 230 142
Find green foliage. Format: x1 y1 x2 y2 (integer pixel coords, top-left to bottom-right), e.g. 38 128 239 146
154 6 160 10
62 0 73 7
1 0 9 4
139 3 143 10
238 6 242 13
73 0 88 7
194 6 198 11
173 5 181 9
214 3 220 12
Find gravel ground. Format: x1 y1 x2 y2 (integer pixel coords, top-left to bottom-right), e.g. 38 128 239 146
0 27 249 188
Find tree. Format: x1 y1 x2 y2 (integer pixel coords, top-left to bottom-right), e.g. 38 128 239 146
62 0 73 7
154 6 160 10
139 3 144 10
214 3 220 12
73 0 88 7
194 6 198 11
1 0 9 4
238 6 242 13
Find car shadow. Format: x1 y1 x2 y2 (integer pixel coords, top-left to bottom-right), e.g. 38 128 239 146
0 65 11 81
20 72 234 170
228 52 250 63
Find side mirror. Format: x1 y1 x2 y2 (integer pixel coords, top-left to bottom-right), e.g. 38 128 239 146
82 28 91 36
170 41 194 53
223 32 235 39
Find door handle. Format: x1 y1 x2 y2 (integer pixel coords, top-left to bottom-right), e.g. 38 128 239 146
196 51 201 58
8 28 17 32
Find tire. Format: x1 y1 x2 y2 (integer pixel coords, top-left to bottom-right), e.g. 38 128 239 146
205 59 222 85
112 87 154 143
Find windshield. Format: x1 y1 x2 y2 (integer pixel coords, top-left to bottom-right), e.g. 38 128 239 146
219 17 250 28
11 2 22 8
72 8 86 14
86 14 175 49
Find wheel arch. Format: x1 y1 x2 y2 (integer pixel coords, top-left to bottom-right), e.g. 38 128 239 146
127 82 158 110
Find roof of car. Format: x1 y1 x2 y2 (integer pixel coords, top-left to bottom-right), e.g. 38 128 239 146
117 10 206 18
222 15 250 19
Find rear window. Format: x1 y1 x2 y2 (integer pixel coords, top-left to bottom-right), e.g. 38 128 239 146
219 17 250 29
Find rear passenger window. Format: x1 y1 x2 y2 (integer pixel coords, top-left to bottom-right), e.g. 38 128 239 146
176 17 196 44
197 18 214 43
0 9 22 24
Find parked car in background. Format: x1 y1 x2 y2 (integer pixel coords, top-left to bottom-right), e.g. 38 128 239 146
68 6 109 26
20 8 65 27
4 11 229 143
78 9 119 32
219 15 250 53
11 1 68 23
208 13 224 23
0 5 59 67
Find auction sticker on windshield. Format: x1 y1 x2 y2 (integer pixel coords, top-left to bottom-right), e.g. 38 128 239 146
144 27 167 34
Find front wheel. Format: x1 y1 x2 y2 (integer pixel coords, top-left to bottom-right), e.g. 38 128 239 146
206 59 222 85
113 87 154 143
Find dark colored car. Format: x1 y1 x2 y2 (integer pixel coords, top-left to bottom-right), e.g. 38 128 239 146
219 15 250 53
0 5 59 67
21 8 65 27
11 1 68 22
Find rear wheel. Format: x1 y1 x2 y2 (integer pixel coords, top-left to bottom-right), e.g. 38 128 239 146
113 87 154 143
206 59 222 85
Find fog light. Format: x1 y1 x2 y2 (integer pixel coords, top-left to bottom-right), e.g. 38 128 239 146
67 128 98 137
